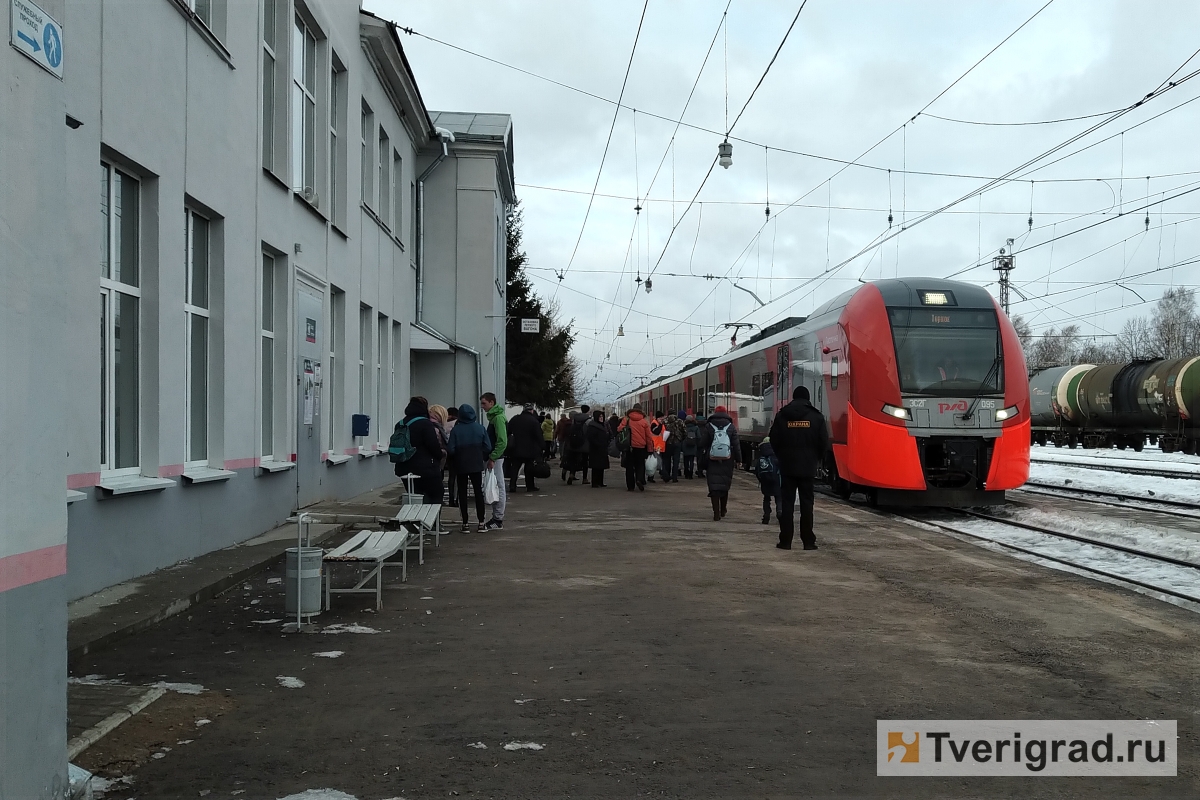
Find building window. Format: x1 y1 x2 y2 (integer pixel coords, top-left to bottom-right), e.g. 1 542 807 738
360 100 373 207
378 130 391 225
393 150 403 239
328 57 346 226
391 321 402 426
191 0 213 28
409 181 416 251
185 210 211 464
328 287 344 451
291 14 317 194
261 0 282 172
101 163 141 472
358 305 371 420
376 313 387 435
261 253 276 458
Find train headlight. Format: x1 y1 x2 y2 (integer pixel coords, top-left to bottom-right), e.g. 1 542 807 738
882 403 911 420
995 405 1020 421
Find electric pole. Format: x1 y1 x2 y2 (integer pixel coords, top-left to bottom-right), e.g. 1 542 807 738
992 245 1015 315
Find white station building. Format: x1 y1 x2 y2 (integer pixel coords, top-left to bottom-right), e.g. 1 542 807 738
0 2 514 795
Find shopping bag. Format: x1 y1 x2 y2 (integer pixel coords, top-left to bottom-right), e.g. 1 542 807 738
483 469 500 505
533 459 552 479
644 453 659 474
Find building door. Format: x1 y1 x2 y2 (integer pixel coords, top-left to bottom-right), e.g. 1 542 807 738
296 288 323 508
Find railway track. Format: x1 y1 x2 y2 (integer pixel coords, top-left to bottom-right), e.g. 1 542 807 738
891 507 1200 606
1013 482 1200 520
1030 453 1200 480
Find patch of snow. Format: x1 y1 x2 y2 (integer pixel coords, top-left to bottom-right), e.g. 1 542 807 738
276 791 360 800
425 610 432 615
176 739 194 745
420 596 434 600
251 618 283 624
250 599 261 605
502 741 544 751
152 681 205 695
151 751 166 759
1028 462 1200 506
276 676 305 689
321 623 379 634
90 775 133 797
312 650 344 658
514 699 535 704
68 675 125 686
467 741 488 749
267 577 282 584
195 719 212 726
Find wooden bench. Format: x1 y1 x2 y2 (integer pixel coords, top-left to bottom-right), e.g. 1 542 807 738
394 503 443 564
323 529 411 609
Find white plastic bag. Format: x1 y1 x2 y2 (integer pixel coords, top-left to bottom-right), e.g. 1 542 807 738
483 468 500 505
644 453 659 474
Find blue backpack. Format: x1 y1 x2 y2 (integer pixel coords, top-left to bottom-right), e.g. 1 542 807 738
709 423 732 460
388 417 424 463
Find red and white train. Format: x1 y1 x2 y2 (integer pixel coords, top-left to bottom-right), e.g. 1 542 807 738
616 278 1030 506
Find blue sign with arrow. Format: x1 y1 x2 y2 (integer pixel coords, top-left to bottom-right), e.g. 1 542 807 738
10 0 63 79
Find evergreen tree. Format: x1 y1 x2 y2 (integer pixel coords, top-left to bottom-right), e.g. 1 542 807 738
505 204 576 405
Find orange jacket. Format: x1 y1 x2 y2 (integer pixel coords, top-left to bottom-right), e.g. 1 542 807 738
618 410 654 450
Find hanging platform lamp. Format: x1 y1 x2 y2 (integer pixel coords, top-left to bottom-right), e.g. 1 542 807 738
718 139 733 169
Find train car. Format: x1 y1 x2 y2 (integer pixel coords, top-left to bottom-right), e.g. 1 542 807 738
617 278 1031 506
1028 357 1200 454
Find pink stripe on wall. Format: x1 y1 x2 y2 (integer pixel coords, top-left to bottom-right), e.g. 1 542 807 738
343 447 358 455
223 457 259 470
67 472 100 490
158 464 186 478
0 545 67 593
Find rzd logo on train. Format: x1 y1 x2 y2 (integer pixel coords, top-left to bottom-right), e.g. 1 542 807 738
938 401 968 414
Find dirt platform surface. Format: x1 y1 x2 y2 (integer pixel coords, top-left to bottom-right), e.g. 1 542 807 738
73 472 1199 799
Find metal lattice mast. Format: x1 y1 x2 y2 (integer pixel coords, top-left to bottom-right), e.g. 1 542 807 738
992 247 1015 315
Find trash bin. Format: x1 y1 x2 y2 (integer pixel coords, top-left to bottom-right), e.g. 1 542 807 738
285 546 323 616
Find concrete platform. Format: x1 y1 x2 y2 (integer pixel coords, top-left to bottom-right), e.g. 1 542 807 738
69 471 1199 798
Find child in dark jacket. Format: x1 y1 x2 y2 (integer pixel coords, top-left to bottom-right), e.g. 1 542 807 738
447 403 492 532
754 439 782 524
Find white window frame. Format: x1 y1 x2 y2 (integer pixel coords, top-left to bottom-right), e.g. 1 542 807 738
390 321 401 429
261 0 280 172
392 149 403 239
100 162 141 475
185 209 211 466
261 252 276 460
358 305 370 419
360 101 373 207
291 14 317 195
378 129 390 225
375 313 386 442
328 288 343 453
328 59 342 224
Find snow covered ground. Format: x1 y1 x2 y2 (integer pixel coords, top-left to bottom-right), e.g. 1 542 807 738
1027 461 1200 505
915 501 1200 612
1031 443 1200 466
1031 450 1200 477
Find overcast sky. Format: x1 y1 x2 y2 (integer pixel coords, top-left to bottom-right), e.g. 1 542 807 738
368 0 1200 401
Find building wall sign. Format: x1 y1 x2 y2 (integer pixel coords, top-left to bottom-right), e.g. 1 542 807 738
10 0 63 79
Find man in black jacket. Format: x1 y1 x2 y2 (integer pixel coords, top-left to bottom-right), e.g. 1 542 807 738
506 404 544 492
767 386 830 551
396 397 446 505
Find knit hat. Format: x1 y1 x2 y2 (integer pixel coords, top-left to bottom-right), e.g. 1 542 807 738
714 405 728 413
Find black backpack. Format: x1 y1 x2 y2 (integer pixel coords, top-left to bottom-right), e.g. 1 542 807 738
569 419 588 449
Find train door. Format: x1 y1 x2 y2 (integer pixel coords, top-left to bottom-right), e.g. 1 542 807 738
823 326 850 444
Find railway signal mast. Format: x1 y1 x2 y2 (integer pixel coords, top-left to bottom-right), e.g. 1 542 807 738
993 241 1015 314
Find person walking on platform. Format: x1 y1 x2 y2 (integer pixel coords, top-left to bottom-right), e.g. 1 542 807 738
447 403 492 533
647 411 666 482
664 411 686 482
563 405 591 484
617 404 654 491
699 406 740 521
541 413 555 459
585 409 611 488
507 403 543 493
480 392 507 530
768 386 829 550
753 437 782 525
607 413 621 442
554 413 571 461
444 406 459 507
681 415 699 478
695 413 709 478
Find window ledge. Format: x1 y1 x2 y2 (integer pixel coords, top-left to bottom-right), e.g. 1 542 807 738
294 191 328 222
96 476 175 497
331 223 349 240
326 454 352 466
258 460 295 474
67 490 87 505
358 448 379 459
263 167 289 192
183 467 236 484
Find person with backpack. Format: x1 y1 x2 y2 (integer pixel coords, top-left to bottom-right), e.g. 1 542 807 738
446 403 492 533
664 411 686 482
699 405 741 521
753 437 782 525
480 392 507 530
585 409 611 488
617 404 654 491
681 415 700 478
562 405 591 485
391 397 445 505
768 386 829 550
694 413 709 479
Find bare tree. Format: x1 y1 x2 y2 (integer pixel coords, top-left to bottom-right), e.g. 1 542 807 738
1011 315 1033 356
1152 287 1198 359
1029 324 1082 370
1115 316 1155 361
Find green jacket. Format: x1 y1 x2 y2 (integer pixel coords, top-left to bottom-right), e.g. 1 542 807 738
542 418 555 441
486 403 508 460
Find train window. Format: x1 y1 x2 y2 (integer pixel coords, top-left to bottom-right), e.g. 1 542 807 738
831 357 839 390
889 307 1002 395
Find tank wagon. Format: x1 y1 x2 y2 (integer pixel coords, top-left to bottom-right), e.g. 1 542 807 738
617 278 1031 506
1029 357 1200 454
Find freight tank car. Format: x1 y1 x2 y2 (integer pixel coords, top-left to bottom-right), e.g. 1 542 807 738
1028 357 1200 454
617 278 1031 506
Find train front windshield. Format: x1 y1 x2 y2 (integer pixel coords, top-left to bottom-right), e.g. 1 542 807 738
889 307 1003 396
